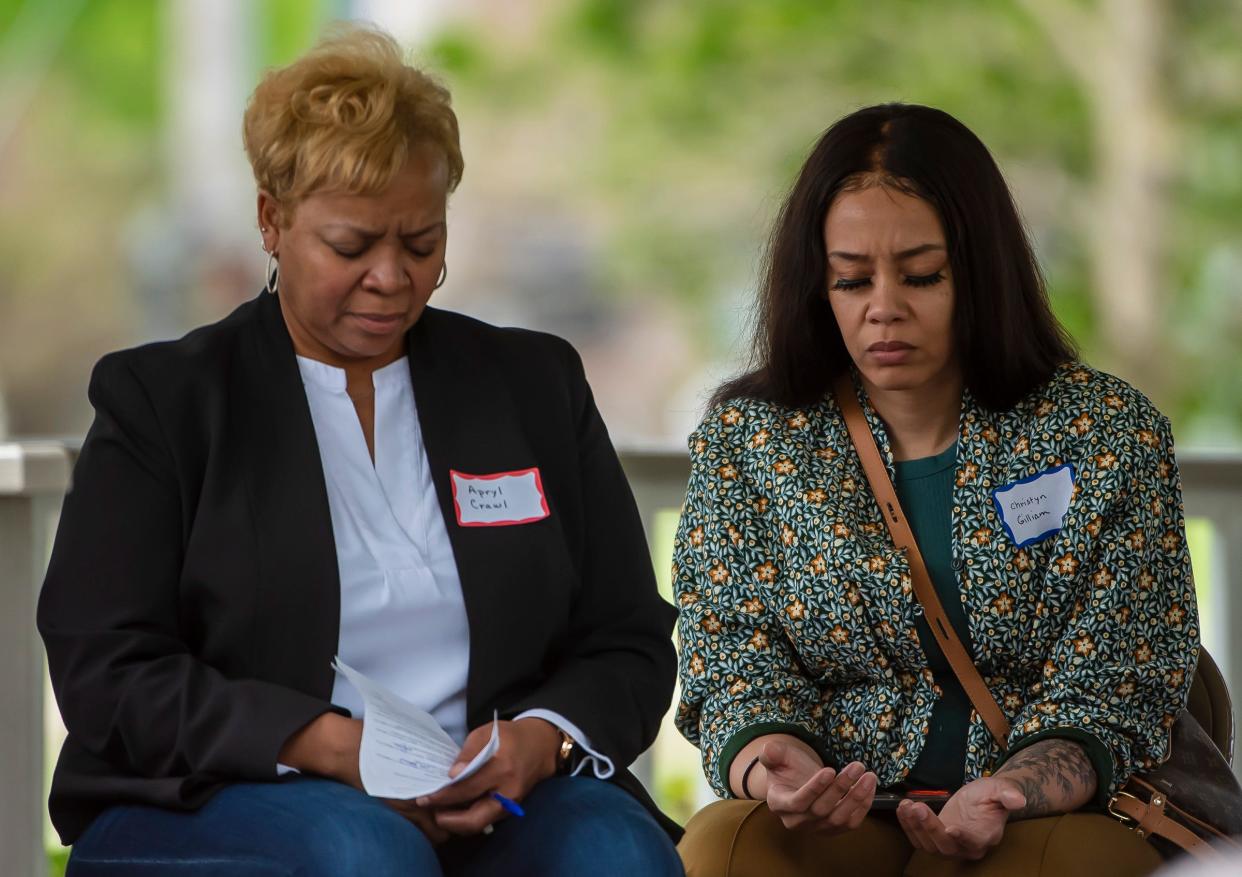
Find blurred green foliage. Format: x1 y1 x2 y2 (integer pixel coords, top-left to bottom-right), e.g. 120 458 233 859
256 0 329 69
432 0 1091 307
47 847 68 877
428 0 1242 442
62 0 159 125
0 0 158 126
1 0 1239 441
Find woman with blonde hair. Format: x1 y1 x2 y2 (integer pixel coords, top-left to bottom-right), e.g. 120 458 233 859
40 25 682 876
673 103 1196 875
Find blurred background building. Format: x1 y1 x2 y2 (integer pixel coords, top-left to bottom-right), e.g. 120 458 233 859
2 0 1241 869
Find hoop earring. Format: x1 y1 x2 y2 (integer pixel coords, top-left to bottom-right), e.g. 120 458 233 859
434 263 447 290
265 251 279 295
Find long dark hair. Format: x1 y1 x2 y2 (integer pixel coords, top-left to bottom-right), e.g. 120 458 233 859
713 103 1076 411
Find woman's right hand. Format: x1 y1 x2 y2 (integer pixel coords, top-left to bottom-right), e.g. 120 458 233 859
759 739 877 833
382 799 451 845
278 714 449 844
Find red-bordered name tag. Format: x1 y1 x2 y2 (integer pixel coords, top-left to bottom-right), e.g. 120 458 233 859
450 468 550 527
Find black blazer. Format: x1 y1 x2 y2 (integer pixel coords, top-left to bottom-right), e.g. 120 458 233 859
38 291 679 843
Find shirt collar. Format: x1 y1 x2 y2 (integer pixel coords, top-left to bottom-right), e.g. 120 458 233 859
296 355 410 394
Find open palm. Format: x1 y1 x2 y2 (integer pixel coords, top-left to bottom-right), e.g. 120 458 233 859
762 741 876 834
897 776 1026 859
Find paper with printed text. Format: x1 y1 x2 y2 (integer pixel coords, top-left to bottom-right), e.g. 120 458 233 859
333 657 499 799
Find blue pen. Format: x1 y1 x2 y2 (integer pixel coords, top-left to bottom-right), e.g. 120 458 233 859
491 792 526 818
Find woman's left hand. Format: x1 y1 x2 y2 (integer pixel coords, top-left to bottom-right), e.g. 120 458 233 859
896 777 1026 860
416 717 562 836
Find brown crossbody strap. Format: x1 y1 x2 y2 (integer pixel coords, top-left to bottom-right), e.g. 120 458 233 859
833 373 1012 750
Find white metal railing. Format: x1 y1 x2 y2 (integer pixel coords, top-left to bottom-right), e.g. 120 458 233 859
1 442 72 877
624 447 1242 679
3 442 1240 867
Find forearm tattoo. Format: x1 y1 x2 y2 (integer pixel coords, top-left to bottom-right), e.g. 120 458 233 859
993 738 1098 820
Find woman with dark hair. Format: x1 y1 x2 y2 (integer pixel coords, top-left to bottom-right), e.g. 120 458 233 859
673 103 1196 875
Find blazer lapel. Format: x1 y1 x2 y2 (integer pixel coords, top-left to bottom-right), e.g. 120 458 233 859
406 309 544 722
234 291 341 698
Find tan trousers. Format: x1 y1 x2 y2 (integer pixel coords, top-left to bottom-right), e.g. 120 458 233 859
678 800 1164 877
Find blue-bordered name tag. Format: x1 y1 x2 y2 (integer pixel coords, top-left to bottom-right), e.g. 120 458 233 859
991 464 1075 548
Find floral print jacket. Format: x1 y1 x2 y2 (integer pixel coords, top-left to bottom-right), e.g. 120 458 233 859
673 363 1198 799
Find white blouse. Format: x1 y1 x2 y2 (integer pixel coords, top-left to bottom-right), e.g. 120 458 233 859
292 354 612 778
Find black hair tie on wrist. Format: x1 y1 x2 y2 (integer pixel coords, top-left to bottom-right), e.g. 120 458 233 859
740 754 763 799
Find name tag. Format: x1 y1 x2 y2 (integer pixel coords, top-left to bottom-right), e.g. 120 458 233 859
991 464 1075 547
450 468 550 527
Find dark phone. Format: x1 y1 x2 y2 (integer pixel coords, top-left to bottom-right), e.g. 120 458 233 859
869 790 950 813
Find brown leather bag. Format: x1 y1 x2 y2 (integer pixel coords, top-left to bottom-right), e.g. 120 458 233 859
833 374 1242 861
1108 712 1242 859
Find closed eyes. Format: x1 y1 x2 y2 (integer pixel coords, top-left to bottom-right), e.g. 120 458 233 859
832 272 945 291
329 242 437 260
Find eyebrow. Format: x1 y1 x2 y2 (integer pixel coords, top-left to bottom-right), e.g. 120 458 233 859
827 243 945 262
322 221 446 238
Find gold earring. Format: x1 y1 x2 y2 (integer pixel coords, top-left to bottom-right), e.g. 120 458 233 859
434 263 447 290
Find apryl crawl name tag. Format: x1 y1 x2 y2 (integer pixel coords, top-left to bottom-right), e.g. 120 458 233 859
991 464 1075 547
450 468 550 527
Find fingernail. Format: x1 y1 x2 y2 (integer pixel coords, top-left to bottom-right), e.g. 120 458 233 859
844 763 863 781
415 797 429 807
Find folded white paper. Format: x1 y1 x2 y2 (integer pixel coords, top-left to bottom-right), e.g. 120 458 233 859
333 657 499 799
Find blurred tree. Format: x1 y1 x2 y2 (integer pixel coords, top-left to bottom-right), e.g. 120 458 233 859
1 0 1239 443
0 0 160 437
431 0 1242 443
0 0 328 437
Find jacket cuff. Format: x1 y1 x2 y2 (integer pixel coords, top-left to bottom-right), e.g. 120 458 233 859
999 727 1115 808
513 708 615 779
717 721 833 797
244 685 344 780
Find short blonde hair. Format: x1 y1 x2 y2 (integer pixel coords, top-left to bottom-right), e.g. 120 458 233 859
243 24 463 223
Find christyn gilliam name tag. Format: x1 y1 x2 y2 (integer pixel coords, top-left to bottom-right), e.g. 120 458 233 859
450 468 550 527
991 463 1075 548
